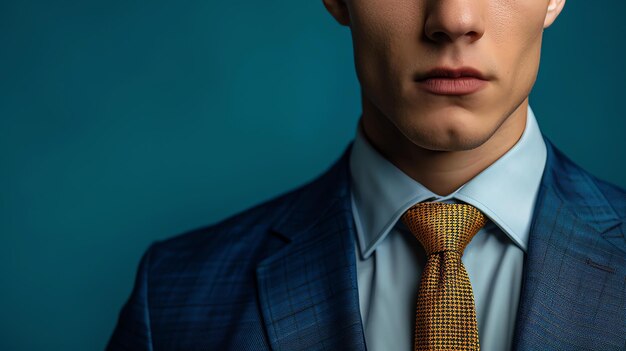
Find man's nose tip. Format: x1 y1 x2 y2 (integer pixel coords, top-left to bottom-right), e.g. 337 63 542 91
424 4 485 43
426 28 484 43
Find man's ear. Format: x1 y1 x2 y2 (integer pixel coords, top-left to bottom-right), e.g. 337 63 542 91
322 0 351 26
544 0 566 28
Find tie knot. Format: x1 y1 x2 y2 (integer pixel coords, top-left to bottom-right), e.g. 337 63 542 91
401 202 486 255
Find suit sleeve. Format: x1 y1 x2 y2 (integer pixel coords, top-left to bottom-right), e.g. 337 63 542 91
105 243 155 351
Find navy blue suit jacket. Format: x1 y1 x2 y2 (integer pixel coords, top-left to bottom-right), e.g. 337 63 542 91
106 136 626 350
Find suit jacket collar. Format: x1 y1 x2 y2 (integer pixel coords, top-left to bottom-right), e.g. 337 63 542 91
256 143 366 351
512 135 625 349
256 135 624 350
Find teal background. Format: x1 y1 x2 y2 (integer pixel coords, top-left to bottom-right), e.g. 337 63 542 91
1 1 624 350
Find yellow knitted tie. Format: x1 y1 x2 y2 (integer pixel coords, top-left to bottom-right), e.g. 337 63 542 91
401 202 486 351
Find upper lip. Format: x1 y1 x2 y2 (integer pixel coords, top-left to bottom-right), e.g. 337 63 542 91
416 67 488 81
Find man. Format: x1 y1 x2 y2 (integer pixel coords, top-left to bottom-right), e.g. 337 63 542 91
107 0 625 350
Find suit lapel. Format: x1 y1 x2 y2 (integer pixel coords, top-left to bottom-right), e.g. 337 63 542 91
255 135 625 350
256 143 367 351
513 136 625 350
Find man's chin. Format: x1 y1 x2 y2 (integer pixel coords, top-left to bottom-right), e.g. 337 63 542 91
402 120 494 152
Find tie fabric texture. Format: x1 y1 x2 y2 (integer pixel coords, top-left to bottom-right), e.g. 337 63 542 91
401 202 487 351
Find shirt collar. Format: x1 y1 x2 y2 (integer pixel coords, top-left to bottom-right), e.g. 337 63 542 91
349 105 547 259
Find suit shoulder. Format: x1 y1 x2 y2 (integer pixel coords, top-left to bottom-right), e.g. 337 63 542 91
154 186 301 253
144 173 324 269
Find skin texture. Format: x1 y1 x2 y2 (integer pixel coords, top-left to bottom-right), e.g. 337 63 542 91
322 0 566 195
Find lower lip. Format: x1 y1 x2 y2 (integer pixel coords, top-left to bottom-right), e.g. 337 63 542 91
418 77 488 95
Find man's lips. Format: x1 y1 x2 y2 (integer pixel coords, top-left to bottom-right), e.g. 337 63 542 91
415 67 489 96
416 67 488 81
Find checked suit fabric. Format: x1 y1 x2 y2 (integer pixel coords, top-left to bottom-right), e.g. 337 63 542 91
401 201 487 351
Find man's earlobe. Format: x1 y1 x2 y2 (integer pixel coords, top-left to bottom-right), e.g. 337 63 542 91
322 0 351 26
544 0 566 28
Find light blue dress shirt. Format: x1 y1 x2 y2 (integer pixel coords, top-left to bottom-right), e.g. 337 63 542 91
349 106 547 351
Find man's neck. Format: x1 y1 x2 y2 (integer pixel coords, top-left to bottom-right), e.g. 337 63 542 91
360 99 528 196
